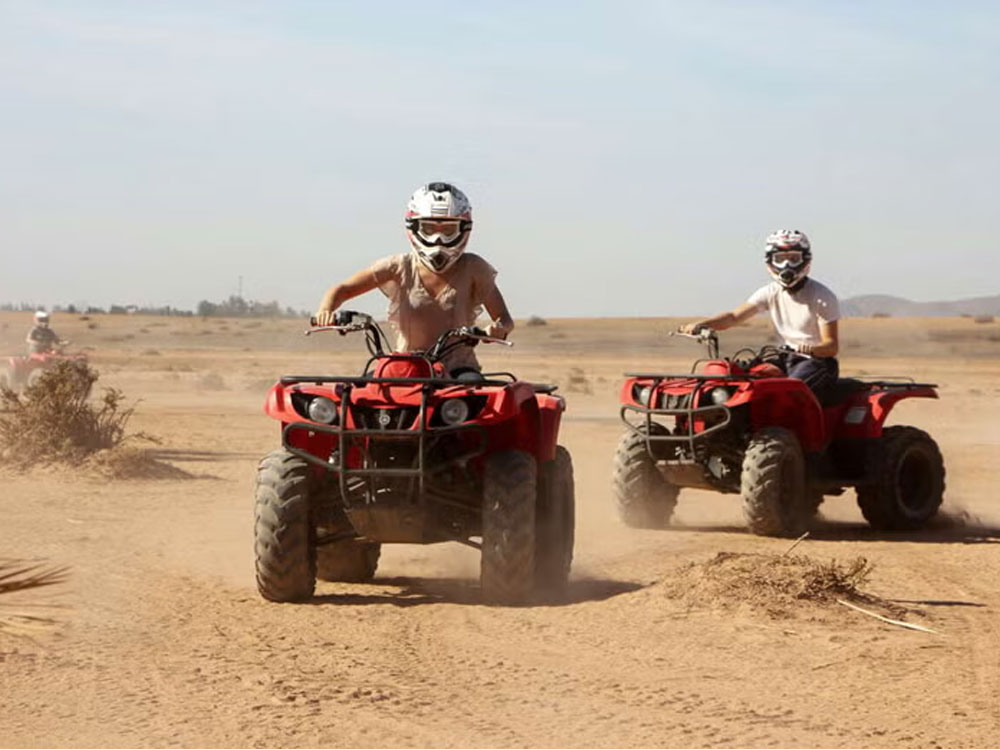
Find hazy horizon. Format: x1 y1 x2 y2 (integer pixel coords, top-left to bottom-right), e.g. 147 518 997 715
3 1 998 319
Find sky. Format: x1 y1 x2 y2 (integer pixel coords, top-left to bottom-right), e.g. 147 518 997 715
1 1 998 318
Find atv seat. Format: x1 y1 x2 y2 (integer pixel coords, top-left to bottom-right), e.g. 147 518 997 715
532 384 559 394
820 378 869 407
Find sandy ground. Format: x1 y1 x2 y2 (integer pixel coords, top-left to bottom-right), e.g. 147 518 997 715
1 312 999 748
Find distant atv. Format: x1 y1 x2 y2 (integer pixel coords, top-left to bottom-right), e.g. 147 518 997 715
613 330 945 536
255 311 574 605
1 345 86 394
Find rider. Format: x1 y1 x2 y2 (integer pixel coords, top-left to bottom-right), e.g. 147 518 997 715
680 229 841 399
314 182 515 374
25 310 63 355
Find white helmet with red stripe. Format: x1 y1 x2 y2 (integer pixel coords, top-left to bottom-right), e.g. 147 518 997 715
404 182 473 273
764 229 812 288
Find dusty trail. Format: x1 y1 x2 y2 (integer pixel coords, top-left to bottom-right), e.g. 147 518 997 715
2 314 1000 747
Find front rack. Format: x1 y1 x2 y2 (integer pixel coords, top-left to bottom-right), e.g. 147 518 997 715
621 373 735 459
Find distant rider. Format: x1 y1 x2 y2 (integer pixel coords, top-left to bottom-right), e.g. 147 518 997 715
315 182 515 375
26 310 64 355
679 229 841 400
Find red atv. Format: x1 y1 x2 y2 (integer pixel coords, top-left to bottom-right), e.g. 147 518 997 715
1 345 86 393
255 311 574 605
612 330 945 536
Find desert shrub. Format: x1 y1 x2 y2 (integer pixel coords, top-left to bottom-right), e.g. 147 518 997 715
0 360 146 469
871 312 891 319
565 366 592 394
973 315 994 324
197 372 227 390
526 315 547 327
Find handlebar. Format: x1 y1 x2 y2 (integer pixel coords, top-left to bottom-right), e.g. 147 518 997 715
305 311 512 361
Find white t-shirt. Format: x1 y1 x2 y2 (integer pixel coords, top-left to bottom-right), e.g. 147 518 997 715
747 278 840 349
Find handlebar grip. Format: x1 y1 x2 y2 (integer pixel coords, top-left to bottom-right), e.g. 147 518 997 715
469 326 489 337
309 316 318 326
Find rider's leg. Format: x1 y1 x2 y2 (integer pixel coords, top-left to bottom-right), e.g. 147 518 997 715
786 354 839 399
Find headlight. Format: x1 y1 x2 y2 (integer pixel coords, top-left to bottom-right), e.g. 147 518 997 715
708 387 731 405
439 398 470 425
307 396 338 424
634 385 653 406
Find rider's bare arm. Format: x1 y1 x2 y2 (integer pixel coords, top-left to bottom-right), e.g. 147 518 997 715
483 286 515 339
796 320 839 358
314 266 381 326
680 302 758 335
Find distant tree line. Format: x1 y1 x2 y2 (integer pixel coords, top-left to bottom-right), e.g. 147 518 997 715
1 296 306 318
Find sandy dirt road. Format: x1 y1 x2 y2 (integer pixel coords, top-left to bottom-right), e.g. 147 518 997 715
1 314 999 747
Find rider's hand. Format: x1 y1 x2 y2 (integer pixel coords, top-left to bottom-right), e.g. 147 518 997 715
314 309 337 327
679 322 707 335
485 322 509 340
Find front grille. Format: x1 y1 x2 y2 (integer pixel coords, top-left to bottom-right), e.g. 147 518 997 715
350 406 419 431
660 392 692 410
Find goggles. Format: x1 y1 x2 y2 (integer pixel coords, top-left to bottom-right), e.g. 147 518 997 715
416 219 462 242
767 249 806 267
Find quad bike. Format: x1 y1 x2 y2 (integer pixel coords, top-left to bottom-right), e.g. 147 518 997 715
612 329 945 536
0 344 86 393
255 311 575 605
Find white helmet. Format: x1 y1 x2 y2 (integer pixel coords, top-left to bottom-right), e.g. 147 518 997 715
34 310 50 324
404 182 473 273
764 229 812 288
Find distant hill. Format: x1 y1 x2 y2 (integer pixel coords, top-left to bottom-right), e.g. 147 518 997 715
842 293 1000 317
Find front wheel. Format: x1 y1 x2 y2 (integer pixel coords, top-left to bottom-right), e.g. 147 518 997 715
254 450 317 602
536 446 575 592
740 427 807 537
481 450 537 605
611 424 679 529
856 426 945 530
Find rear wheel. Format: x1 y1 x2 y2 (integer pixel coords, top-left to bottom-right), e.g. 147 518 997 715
611 423 679 529
481 450 536 605
254 450 317 602
536 446 575 592
316 539 380 582
741 427 807 537
856 426 945 530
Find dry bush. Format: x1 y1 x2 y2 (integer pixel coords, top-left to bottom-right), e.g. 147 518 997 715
973 315 995 324
871 312 892 319
564 366 592 394
664 552 893 620
197 372 227 390
0 360 147 469
526 315 548 327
